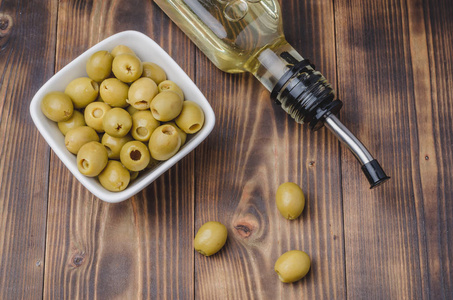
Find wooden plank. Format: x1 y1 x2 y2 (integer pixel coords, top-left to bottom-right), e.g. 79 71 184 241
335 0 452 298
416 0 453 297
194 0 346 298
0 0 57 299
43 0 195 298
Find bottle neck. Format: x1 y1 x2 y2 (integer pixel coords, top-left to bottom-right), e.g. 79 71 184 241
250 41 304 92
250 41 339 127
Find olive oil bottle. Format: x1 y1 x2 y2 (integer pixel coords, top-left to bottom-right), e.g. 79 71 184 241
154 0 390 188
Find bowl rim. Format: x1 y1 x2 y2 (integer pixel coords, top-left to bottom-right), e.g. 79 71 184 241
29 30 215 203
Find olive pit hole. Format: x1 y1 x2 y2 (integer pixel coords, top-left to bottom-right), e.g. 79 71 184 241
189 123 200 132
130 150 142 161
151 109 159 118
136 101 148 109
92 108 103 118
80 159 89 170
162 126 175 135
136 127 148 137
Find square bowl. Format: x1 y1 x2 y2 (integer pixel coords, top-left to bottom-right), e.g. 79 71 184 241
30 30 215 203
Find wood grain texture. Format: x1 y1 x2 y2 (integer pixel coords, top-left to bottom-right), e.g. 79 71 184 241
418 0 453 297
193 0 346 298
0 0 452 299
335 0 453 298
43 0 196 299
0 0 57 299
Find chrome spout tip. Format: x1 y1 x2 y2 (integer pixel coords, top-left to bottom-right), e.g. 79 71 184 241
361 159 391 189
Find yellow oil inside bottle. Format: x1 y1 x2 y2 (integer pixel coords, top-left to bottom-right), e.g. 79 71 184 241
154 0 288 74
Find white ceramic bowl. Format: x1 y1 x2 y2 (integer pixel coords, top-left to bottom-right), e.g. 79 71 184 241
30 30 215 203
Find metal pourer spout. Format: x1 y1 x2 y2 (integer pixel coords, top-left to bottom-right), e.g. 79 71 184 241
324 115 390 188
271 57 390 188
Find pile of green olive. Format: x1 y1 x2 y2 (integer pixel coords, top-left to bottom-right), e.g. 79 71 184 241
41 45 205 192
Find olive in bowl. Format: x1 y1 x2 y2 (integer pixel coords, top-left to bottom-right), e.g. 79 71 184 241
29 31 215 203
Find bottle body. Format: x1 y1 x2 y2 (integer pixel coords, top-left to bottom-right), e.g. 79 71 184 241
154 0 285 74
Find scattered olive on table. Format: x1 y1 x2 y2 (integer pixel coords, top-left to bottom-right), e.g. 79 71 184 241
194 221 228 256
40 45 205 192
274 250 311 283
276 182 305 220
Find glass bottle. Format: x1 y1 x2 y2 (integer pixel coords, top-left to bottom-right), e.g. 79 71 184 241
154 0 390 188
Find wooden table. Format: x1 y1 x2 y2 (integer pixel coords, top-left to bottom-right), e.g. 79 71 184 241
1 0 452 299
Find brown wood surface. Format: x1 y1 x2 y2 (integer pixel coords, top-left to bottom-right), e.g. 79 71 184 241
0 0 451 299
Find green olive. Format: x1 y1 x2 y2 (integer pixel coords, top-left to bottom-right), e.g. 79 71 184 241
127 105 139 116
86 50 113 82
274 250 311 283
120 141 151 172
142 62 167 84
148 124 181 161
131 110 160 142
64 126 99 154
127 77 158 110
194 221 228 256
41 91 74 122
276 182 305 220
58 110 86 135
112 53 143 83
101 133 133 160
98 160 130 192
165 122 187 146
129 170 140 181
111 45 135 58
102 108 132 138
175 101 204 134
100 78 129 107
146 156 159 170
84 101 112 133
158 80 184 100
65 77 99 109
150 91 183 122
77 141 108 177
